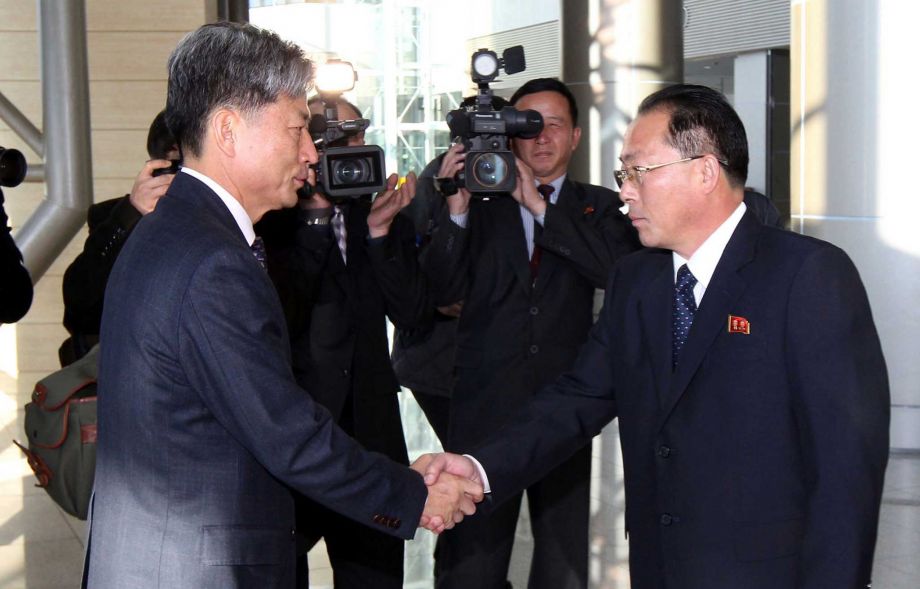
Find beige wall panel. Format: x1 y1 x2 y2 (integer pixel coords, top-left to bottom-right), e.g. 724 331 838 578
86 0 205 32
88 31 188 81
93 178 134 203
90 81 169 129
44 231 88 278
0 129 39 161
0 80 41 130
22 273 63 324
14 322 69 372
92 129 150 178
0 0 37 31
0 31 39 79
0 182 44 228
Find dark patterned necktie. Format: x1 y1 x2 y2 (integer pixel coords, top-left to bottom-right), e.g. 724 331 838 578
672 264 697 370
530 184 554 280
250 236 267 271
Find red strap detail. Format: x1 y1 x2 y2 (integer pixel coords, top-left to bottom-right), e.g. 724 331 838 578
81 424 98 444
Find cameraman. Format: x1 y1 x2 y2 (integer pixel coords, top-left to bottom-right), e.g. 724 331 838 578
0 186 33 323
425 78 640 589
257 97 428 589
60 110 178 365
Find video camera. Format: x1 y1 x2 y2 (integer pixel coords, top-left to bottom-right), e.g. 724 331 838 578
300 60 386 201
0 146 27 188
446 46 543 194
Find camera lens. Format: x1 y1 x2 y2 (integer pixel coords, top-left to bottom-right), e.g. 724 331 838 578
470 152 509 189
331 157 370 186
0 147 28 188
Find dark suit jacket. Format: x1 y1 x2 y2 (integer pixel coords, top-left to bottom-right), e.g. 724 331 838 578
87 173 427 589
472 209 890 588
424 179 640 450
259 200 429 463
0 190 32 323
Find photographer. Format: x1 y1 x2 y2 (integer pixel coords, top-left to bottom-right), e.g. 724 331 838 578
257 96 429 589
0 183 33 324
425 77 640 589
60 110 178 365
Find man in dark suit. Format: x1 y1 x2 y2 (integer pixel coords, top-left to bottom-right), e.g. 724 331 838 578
421 84 890 588
1 182 32 324
425 78 640 588
257 98 428 588
84 22 481 589
61 110 178 365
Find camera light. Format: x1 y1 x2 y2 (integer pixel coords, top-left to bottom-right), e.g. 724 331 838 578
316 60 357 94
472 51 499 79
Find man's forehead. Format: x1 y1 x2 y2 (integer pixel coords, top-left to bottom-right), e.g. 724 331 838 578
621 112 668 160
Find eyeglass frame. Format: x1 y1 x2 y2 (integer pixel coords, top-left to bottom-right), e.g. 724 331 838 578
613 155 729 188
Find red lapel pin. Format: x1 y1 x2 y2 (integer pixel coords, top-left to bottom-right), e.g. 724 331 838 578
728 315 750 335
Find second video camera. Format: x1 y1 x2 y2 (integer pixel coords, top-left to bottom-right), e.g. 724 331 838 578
447 46 543 194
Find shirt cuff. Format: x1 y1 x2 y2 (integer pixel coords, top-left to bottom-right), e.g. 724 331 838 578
450 212 469 228
463 454 491 494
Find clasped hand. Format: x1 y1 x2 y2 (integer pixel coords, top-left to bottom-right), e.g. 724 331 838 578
410 452 483 534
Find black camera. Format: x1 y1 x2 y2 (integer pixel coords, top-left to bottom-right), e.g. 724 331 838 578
0 146 27 188
446 46 543 194
305 109 385 200
299 60 387 201
152 159 181 177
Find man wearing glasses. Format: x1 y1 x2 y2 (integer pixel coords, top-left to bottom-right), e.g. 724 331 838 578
421 84 890 589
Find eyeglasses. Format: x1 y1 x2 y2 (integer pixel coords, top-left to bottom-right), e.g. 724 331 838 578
614 155 727 188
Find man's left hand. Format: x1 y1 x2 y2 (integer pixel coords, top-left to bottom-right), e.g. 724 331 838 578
510 158 546 217
367 172 417 238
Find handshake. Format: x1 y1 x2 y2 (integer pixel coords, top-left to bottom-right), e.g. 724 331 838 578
410 453 483 534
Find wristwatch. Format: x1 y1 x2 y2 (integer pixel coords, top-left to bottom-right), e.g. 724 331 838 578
304 215 331 226
434 176 459 197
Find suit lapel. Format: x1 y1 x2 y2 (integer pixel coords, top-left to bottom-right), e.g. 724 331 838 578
491 198 533 294
639 256 675 407
657 211 761 429
533 180 577 297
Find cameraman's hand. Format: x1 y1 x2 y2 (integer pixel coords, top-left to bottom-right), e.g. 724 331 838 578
299 191 332 211
128 159 175 215
511 158 546 217
368 172 417 238
439 144 472 217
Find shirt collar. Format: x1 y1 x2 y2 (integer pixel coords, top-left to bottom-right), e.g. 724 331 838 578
673 201 747 288
180 167 256 246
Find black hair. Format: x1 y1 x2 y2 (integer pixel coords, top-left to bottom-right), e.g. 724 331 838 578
637 84 748 188
509 78 578 126
145 110 176 160
165 22 312 158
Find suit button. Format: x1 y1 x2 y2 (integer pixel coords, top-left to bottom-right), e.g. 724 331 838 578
391 518 401 529
529 306 539 316
660 513 673 526
342 368 350 377
657 445 671 458
529 344 539 354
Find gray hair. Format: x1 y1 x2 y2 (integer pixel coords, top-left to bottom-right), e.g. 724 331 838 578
165 22 313 158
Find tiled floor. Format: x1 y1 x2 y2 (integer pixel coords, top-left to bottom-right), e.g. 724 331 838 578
1 360 918 588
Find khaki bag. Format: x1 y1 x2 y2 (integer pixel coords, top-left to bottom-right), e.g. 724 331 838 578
13 344 98 520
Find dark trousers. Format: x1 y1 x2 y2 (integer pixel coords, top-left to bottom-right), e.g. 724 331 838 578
435 444 591 589
295 496 404 589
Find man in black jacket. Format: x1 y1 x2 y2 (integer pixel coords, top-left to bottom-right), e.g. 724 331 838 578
0 184 33 324
257 98 427 589
425 78 640 589
60 111 177 364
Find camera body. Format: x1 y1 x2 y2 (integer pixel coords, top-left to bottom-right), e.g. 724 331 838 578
304 96 387 201
446 46 542 194
152 159 181 177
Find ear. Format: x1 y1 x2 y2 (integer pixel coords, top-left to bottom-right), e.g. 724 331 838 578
699 154 722 194
570 126 582 151
211 109 241 158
